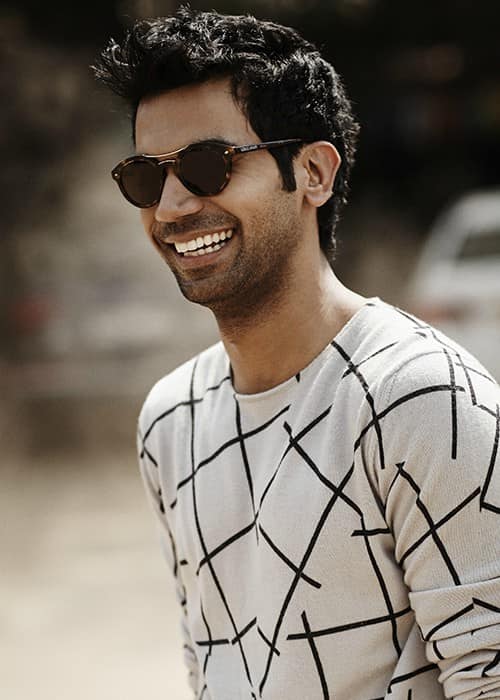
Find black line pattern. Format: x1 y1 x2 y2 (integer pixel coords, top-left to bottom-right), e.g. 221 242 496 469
137 300 500 699
390 462 463 586
301 610 329 699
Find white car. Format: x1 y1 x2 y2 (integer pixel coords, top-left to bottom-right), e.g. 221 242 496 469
406 190 500 380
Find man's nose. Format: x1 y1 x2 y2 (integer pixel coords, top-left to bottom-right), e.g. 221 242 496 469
154 169 204 223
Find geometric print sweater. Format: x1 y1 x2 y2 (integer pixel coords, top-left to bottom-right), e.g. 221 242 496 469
137 298 500 700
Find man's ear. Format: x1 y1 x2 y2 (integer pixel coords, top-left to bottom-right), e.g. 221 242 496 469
298 141 341 208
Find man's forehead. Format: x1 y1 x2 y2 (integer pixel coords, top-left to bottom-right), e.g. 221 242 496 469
135 78 253 152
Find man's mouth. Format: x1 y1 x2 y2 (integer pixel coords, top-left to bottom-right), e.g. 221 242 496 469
173 229 234 257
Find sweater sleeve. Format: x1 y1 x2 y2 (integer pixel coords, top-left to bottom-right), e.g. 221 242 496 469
137 424 200 696
372 354 500 699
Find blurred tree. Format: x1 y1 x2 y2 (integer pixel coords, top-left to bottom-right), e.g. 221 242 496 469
0 13 109 360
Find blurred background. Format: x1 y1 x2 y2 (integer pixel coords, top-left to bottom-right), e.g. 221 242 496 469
2 1 499 698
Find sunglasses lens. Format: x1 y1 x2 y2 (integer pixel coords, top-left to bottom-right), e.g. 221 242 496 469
179 146 228 196
121 160 163 207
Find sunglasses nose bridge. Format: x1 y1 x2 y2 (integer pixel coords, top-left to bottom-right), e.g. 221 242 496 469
157 157 176 165
154 162 205 221
157 157 185 188
155 155 192 195
152 158 178 206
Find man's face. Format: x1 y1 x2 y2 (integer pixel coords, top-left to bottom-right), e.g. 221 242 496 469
135 79 307 317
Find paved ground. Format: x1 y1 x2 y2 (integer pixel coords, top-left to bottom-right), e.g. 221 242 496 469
1 450 192 700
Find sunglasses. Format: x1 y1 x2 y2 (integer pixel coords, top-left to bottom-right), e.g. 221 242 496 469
111 138 302 208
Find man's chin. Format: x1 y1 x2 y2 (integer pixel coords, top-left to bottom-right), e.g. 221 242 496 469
175 275 230 309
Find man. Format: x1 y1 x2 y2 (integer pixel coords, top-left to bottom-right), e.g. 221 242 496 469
94 8 500 699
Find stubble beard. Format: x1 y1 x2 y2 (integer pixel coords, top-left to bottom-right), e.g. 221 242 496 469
169 203 302 327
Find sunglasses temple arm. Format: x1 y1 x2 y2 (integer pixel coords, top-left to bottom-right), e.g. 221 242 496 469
232 139 302 154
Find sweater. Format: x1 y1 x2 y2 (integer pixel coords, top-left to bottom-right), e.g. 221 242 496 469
137 298 500 700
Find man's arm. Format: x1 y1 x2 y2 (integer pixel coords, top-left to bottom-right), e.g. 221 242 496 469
369 353 500 699
137 425 200 695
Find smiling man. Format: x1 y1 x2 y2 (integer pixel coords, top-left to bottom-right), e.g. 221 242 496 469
94 8 500 699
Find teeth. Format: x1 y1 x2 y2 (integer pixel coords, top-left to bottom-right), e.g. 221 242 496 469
174 229 233 254
184 241 227 257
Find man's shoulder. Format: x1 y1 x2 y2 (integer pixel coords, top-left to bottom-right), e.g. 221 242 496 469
138 340 229 431
350 299 498 405
351 300 499 477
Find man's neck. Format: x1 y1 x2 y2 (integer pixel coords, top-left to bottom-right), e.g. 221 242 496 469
216 258 367 395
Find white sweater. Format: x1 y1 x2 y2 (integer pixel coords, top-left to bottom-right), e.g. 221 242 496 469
137 298 500 700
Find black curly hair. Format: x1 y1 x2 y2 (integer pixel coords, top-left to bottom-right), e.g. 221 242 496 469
93 6 360 262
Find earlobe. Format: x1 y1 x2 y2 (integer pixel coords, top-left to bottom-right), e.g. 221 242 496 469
301 141 341 209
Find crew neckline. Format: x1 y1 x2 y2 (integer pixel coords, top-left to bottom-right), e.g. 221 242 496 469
232 297 380 403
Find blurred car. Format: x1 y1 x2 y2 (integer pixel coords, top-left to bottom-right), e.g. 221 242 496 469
406 189 500 380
